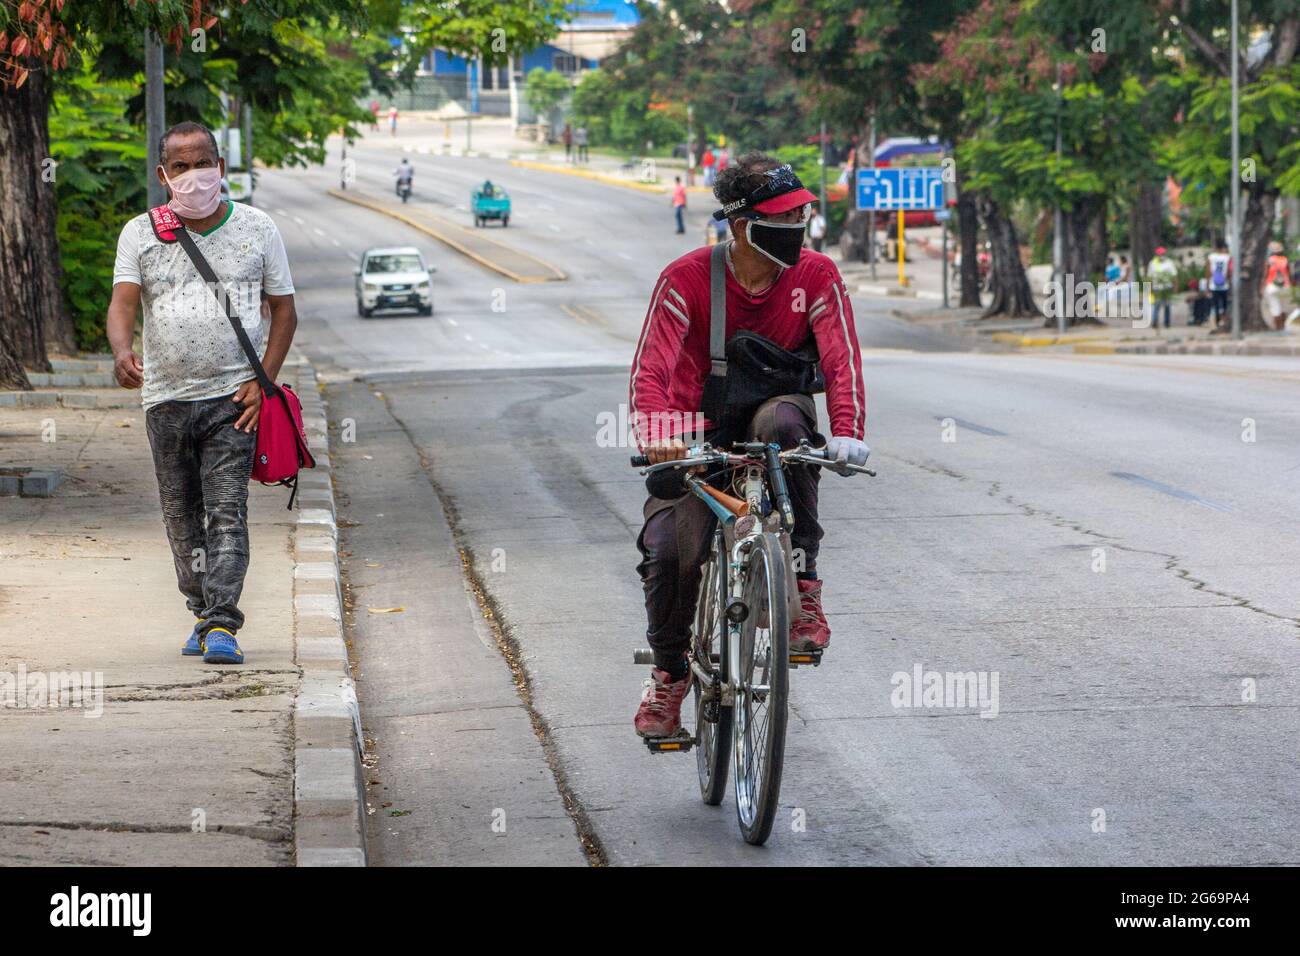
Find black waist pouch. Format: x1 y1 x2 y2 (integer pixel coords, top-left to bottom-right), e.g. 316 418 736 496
699 242 824 432
700 331 824 430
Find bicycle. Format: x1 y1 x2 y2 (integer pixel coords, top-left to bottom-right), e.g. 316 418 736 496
630 439 875 844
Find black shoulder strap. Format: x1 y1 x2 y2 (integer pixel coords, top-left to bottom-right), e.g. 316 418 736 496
709 241 727 379
173 226 276 394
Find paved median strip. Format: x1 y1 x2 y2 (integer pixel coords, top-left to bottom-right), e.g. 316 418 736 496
508 158 669 194
326 188 566 284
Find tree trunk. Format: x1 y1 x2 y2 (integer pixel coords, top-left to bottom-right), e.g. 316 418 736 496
1089 195 1108 278
1237 184 1278 332
1130 180 1163 282
1058 197 1105 325
976 192 1038 318
956 165 980 307
0 66 71 382
0 332 30 390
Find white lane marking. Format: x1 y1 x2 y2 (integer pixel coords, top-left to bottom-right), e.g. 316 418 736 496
447 318 459 326
276 208 289 217
618 252 635 261
332 238 342 247
463 334 474 342
480 343 491 351
313 227 327 237
293 216 305 225
454 204 467 212
548 224 562 233
538 203 555 212
583 238 595 246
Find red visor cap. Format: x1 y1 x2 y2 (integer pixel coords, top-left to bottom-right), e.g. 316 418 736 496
752 187 819 216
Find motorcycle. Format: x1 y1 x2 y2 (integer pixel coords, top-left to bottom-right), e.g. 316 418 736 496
396 179 412 203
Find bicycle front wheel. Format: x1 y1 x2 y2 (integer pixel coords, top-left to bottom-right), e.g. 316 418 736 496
693 533 731 806
732 532 789 845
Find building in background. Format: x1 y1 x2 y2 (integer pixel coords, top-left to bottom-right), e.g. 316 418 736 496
377 1 639 125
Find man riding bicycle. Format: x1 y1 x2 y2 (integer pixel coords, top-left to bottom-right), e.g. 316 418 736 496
630 151 868 738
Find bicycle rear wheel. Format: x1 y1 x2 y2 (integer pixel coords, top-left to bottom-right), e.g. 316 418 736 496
733 532 789 845
693 532 731 805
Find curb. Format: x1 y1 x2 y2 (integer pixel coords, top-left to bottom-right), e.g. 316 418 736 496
855 283 944 301
1074 340 1300 357
990 331 1112 348
289 359 367 867
326 188 565 284
0 390 136 409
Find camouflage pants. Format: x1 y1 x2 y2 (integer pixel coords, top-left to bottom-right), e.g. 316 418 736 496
145 394 255 636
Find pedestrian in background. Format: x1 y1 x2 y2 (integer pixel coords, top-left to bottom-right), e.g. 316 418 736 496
575 125 588 163
562 123 573 163
701 145 716 187
808 205 827 253
369 99 380 131
1147 246 1177 330
1262 240 1290 329
388 105 398 137
672 176 687 234
1205 241 1231 330
1103 255 1121 313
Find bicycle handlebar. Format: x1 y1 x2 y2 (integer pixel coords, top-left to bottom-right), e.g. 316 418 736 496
629 443 876 478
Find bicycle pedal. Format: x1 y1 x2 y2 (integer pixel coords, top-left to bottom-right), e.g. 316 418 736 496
788 649 823 668
642 730 695 753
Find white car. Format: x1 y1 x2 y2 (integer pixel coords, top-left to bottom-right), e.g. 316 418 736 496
354 246 435 317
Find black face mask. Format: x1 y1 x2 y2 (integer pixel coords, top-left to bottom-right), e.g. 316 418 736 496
745 218 805 268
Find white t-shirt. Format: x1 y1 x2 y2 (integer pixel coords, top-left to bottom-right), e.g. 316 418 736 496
1207 252 1231 291
113 202 295 409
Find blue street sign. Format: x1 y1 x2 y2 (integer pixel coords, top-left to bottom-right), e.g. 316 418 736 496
856 167 946 211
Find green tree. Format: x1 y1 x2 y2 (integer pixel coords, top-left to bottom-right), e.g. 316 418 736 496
49 60 147 352
1164 0 1300 331
524 66 570 128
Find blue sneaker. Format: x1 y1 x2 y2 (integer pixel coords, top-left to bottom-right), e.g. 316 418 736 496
181 620 206 657
202 628 244 665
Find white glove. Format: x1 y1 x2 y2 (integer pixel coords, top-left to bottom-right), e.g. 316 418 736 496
826 435 870 467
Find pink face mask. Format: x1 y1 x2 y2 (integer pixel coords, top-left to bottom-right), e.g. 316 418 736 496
162 166 223 219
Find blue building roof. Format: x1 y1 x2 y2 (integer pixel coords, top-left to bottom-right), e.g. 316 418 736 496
567 0 640 27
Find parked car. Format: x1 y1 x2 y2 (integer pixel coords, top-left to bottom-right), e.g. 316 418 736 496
354 246 434 317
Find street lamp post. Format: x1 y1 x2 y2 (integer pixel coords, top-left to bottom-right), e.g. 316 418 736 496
686 104 695 187
1230 0 1242 340
144 30 166 208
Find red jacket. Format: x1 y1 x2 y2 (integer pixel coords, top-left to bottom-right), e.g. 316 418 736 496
630 246 866 449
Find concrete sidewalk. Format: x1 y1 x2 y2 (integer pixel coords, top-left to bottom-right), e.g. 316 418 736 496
0 360 362 865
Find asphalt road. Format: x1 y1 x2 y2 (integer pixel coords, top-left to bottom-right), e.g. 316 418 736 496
256 140 1300 865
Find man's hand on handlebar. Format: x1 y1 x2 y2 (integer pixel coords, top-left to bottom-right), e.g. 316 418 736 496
645 439 687 465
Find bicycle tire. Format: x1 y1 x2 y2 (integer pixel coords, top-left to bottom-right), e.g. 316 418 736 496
732 531 789 845
693 532 731 805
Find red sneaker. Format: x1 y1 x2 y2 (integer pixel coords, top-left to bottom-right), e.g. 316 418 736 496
790 579 831 651
634 667 692 737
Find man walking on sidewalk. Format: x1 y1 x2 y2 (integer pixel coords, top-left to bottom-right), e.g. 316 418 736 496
575 125 589 163
672 176 687 234
106 121 298 665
